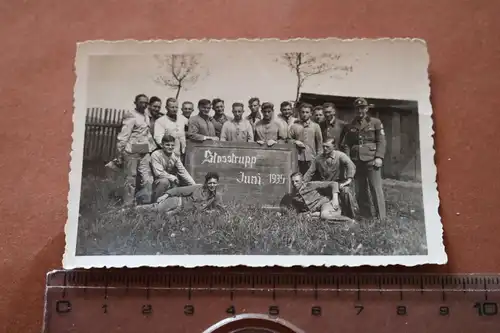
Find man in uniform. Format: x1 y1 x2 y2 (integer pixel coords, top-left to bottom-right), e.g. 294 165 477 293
342 97 387 220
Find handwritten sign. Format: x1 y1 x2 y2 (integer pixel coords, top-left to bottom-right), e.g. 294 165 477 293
184 141 298 208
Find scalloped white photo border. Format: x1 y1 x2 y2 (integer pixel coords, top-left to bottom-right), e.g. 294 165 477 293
63 38 446 268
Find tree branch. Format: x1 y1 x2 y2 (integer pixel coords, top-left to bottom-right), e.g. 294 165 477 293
153 54 202 98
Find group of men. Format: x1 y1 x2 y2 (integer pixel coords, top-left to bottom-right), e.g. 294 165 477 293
108 93 387 220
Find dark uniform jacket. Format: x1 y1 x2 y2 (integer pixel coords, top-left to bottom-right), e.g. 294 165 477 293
342 116 386 162
187 114 217 141
212 113 229 138
324 118 347 149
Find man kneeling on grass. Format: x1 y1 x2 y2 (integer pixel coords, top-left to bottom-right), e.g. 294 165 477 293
302 138 359 218
136 172 225 215
150 134 196 202
280 172 355 223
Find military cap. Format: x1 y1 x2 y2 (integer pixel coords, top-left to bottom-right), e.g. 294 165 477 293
353 97 374 108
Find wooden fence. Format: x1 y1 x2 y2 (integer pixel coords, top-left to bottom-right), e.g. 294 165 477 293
84 108 125 162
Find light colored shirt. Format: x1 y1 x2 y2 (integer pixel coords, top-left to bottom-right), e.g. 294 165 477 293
303 150 356 182
246 112 262 130
181 114 190 132
289 120 323 161
220 119 254 142
154 115 187 156
276 114 297 128
187 114 216 141
276 114 297 138
116 109 156 154
150 150 196 185
254 119 287 142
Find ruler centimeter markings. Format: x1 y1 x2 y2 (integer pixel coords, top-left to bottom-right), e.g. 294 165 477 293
43 270 500 332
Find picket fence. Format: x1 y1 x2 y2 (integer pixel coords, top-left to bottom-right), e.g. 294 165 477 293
84 108 125 162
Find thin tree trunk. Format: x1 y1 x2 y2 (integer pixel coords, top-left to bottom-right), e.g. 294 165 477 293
294 75 302 117
175 85 181 99
295 82 301 104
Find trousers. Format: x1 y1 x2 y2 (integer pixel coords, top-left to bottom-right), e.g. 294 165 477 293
151 178 177 203
298 160 311 175
338 185 359 219
354 162 386 219
122 152 153 205
136 197 183 214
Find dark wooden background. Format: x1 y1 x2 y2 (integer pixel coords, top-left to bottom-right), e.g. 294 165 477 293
1 0 500 332
300 94 421 181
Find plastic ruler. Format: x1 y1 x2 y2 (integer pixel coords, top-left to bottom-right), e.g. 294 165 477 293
43 269 500 332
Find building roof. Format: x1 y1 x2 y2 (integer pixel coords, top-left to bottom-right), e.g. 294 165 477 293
299 92 419 111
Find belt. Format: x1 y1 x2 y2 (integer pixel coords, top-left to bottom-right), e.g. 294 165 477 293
352 143 375 148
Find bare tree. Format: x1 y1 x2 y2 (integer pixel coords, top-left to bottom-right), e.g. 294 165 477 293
153 54 202 99
277 52 353 104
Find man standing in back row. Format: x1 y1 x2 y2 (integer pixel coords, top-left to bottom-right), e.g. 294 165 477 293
323 102 346 150
220 102 254 142
181 101 194 133
342 97 387 220
276 101 297 138
154 98 187 162
254 102 287 146
187 99 219 142
115 94 157 206
211 98 229 138
246 97 262 131
289 103 323 175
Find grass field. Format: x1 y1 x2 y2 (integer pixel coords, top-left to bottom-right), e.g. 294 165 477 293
76 175 428 256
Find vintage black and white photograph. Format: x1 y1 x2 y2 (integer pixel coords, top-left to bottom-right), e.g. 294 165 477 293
64 38 446 268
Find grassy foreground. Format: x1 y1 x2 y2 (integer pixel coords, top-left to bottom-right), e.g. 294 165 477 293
76 175 428 256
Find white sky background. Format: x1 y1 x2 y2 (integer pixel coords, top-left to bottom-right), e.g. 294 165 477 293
85 40 428 118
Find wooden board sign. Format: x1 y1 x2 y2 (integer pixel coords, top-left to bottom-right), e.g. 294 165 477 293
184 141 298 208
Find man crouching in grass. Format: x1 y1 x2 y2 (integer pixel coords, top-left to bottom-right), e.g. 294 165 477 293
280 172 355 224
136 172 225 215
150 134 196 202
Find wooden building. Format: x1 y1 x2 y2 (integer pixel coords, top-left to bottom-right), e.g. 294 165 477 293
298 93 421 182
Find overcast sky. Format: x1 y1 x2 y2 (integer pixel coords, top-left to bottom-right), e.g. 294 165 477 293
85 40 428 118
